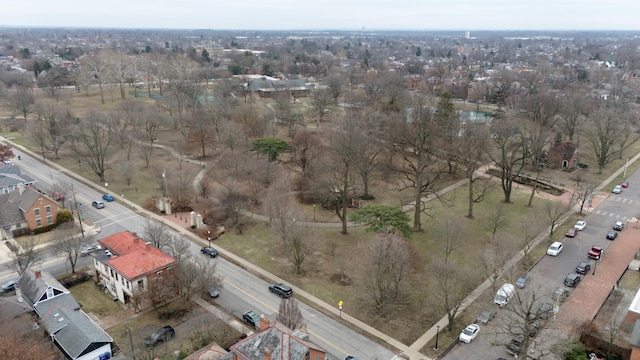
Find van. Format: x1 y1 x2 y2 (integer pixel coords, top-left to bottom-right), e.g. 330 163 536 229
494 283 516 306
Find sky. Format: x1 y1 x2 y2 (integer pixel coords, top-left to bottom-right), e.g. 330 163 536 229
2 0 640 31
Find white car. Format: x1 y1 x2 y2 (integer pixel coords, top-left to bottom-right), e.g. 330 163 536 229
613 185 623 194
574 221 587 231
459 324 480 343
547 241 563 256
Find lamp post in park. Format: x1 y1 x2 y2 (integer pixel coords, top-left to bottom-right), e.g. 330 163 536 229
434 325 440 350
313 204 316 221
207 230 211 248
338 300 343 320
105 182 109 195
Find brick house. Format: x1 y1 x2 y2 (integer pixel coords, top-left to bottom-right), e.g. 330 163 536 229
224 316 327 360
0 184 59 239
94 231 177 311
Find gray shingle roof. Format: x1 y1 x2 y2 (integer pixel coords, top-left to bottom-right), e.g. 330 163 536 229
18 269 71 310
18 270 113 359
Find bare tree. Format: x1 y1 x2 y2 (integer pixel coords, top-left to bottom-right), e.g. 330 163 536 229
143 220 172 252
485 204 509 242
489 110 527 203
277 298 305 331
429 258 478 332
435 217 468 265
167 168 195 211
52 222 92 273
7 236 41 275
33 98 73 159
325 73 347 102
456 122 491 218
309 88 333 131
388 98 444 232
69 111 114 182
540 200 566 239
356 233 416 313
584 106 637 174
165 234 192 263
8 86 35 121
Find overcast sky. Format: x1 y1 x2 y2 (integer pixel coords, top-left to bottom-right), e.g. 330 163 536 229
2 0 639 31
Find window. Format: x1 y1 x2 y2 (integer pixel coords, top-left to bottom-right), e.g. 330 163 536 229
157 271 163 279
38 199 43 205
137 280 144 290
34 208 40 217
36 219 42 227
47 216 53 225
167 267 173 275
45 205 51 214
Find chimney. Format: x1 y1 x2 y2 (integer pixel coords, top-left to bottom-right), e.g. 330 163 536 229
35 270 41 279
260 314 270 330
17 183 25 195
264 347 272 360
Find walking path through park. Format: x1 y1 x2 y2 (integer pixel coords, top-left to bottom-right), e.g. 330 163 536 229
3 132 637 360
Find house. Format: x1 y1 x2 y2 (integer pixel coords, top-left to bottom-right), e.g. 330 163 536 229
547 141 579 169
224 316 327 360
17 269 113 360
0 162 36 194
0 183 59 240
185 342 228 360
94 231 177 310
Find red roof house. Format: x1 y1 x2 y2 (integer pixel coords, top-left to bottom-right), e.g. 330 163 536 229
94 231 176 311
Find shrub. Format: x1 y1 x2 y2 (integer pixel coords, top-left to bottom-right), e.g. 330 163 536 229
56 208 74 224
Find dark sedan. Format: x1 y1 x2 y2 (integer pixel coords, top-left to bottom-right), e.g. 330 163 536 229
576 261 591 275
201 246 218 257
606 231 618 240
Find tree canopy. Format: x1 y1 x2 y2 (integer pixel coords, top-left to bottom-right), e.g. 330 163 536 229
252 138 289 161
350 205 412 238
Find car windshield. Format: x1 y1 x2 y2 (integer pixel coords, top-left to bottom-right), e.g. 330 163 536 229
550 245 559 250
463 328 474 335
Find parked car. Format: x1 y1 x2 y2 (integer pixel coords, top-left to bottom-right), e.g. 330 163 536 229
102 193 115 202
515 274 530 289
345 357 359 360
606 231 618 240
269 283 293 298
547 242 563 256
621 180 629 188
505 334 524 356
564 273 582 287
243 310 261 329
576 261 591 275
614 221 625 231
1 280 17 292
52 191 65 201
80 245 101 256
588 245 603 260
574 221 587 231
534 302 553 320
208 288 220 298
565 228 577 237
143 326 175 347
200 246 218 257
459 323 480 343
613 185 623 194
553 287 571 303
476 308 497 324
91 200 105 209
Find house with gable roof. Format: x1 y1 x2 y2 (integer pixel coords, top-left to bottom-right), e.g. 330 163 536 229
17 269 113 360
94 231 177 310
0 183 59 240
224 316 327 360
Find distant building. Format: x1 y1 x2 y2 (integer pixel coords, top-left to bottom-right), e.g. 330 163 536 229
547 141 579 169
94 231 177 311
18 269 113 360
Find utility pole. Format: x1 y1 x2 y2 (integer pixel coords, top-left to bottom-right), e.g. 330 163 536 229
162 166 167 198
71 183 85 237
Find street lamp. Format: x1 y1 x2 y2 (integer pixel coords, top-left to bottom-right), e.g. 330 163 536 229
313 204 316 221
105 182 109 195
207 230 211 247
434 325 440 350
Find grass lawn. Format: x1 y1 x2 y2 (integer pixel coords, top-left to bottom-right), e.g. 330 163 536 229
68 280 124 317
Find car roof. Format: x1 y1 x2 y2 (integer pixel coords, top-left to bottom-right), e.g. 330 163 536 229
551 241 562 246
